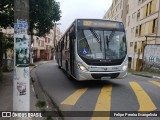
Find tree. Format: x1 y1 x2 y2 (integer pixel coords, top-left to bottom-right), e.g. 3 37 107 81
0 32 3 73
2 34 14 59
0 0 61 67
29 0 61 37
0 0 61 36
0 0 14 28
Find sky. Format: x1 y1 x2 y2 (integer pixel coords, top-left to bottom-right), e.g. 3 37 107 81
56 0 112 33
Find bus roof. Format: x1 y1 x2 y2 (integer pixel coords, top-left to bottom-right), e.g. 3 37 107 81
76 19 124 29
57 19 124 44
75 18 123 24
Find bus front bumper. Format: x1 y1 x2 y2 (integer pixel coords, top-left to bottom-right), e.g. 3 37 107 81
75 70 128 81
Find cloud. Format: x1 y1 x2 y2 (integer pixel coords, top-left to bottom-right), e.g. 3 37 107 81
56 0 112 32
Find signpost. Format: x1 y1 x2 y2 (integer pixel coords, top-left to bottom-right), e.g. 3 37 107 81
14 0 30 119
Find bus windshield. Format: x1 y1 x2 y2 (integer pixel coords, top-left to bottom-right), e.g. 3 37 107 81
77 29 127 60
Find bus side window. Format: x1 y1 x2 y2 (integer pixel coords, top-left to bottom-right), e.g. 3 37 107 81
62 39 64 50
65 34 68 50
69 26 76 40
67 32 70 49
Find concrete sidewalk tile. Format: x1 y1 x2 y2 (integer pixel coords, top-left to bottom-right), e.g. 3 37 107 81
0 72 13 111
0 61 55 120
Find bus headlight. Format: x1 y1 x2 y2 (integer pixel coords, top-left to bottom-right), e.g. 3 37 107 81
77 63 88 71
122 64 128 71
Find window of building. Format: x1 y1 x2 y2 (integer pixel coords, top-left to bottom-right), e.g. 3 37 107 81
41 41 44 47
48 38 50 43
134 42 137 52
145 2 152 17
46 45 48 50
128 16 130 26
45 38 47 43
139 25 142 36
143 5 147 18
135 26 138 37
130 42 133 47
153 18 158 33
137 10 140 21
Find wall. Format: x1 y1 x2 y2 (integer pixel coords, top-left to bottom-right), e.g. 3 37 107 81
143 44 160 72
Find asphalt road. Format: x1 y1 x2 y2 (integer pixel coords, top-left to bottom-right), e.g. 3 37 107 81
35 62 160 120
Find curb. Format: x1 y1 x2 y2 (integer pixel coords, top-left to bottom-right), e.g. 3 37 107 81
131 73 160 79
30 61 63 120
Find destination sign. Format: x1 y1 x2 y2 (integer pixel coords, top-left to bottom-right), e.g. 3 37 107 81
77 19 123 29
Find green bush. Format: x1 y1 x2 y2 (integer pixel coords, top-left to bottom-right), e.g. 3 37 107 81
29 63 35 66
36 100 46 108
2 66 10 72
45 117 53 120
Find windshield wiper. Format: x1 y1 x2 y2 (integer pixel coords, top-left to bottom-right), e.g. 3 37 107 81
90 29 102 50
109 31 115 41
90 29 101 42
105 31 115 50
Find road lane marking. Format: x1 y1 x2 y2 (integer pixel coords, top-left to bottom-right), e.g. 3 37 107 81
149 80 160 87
61 88 87 106
91 85 112 120
129 82 156 112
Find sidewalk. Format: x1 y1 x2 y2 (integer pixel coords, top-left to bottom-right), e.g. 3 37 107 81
129 70 160 79
0 60 58 120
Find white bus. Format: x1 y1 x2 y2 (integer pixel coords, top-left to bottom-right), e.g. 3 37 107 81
56 19 128 81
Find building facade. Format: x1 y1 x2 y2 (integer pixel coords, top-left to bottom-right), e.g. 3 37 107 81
1 25 62 62
104 0 160 70
103 0 128 26
32 25 62 61
126 0 159 70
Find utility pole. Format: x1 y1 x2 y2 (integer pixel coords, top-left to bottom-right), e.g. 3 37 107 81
0 31 3 74
14 0 30 119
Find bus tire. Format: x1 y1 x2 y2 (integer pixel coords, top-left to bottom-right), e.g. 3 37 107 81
58 65 61 69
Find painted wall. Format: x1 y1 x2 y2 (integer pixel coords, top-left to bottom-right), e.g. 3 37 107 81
143 44 160 72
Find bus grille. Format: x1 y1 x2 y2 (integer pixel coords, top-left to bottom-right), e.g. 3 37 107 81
91 73 120 79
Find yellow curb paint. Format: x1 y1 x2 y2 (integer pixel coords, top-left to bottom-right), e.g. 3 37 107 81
149 80 160 87
61 88 87 105
129 82 156 112
91 85 112 120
